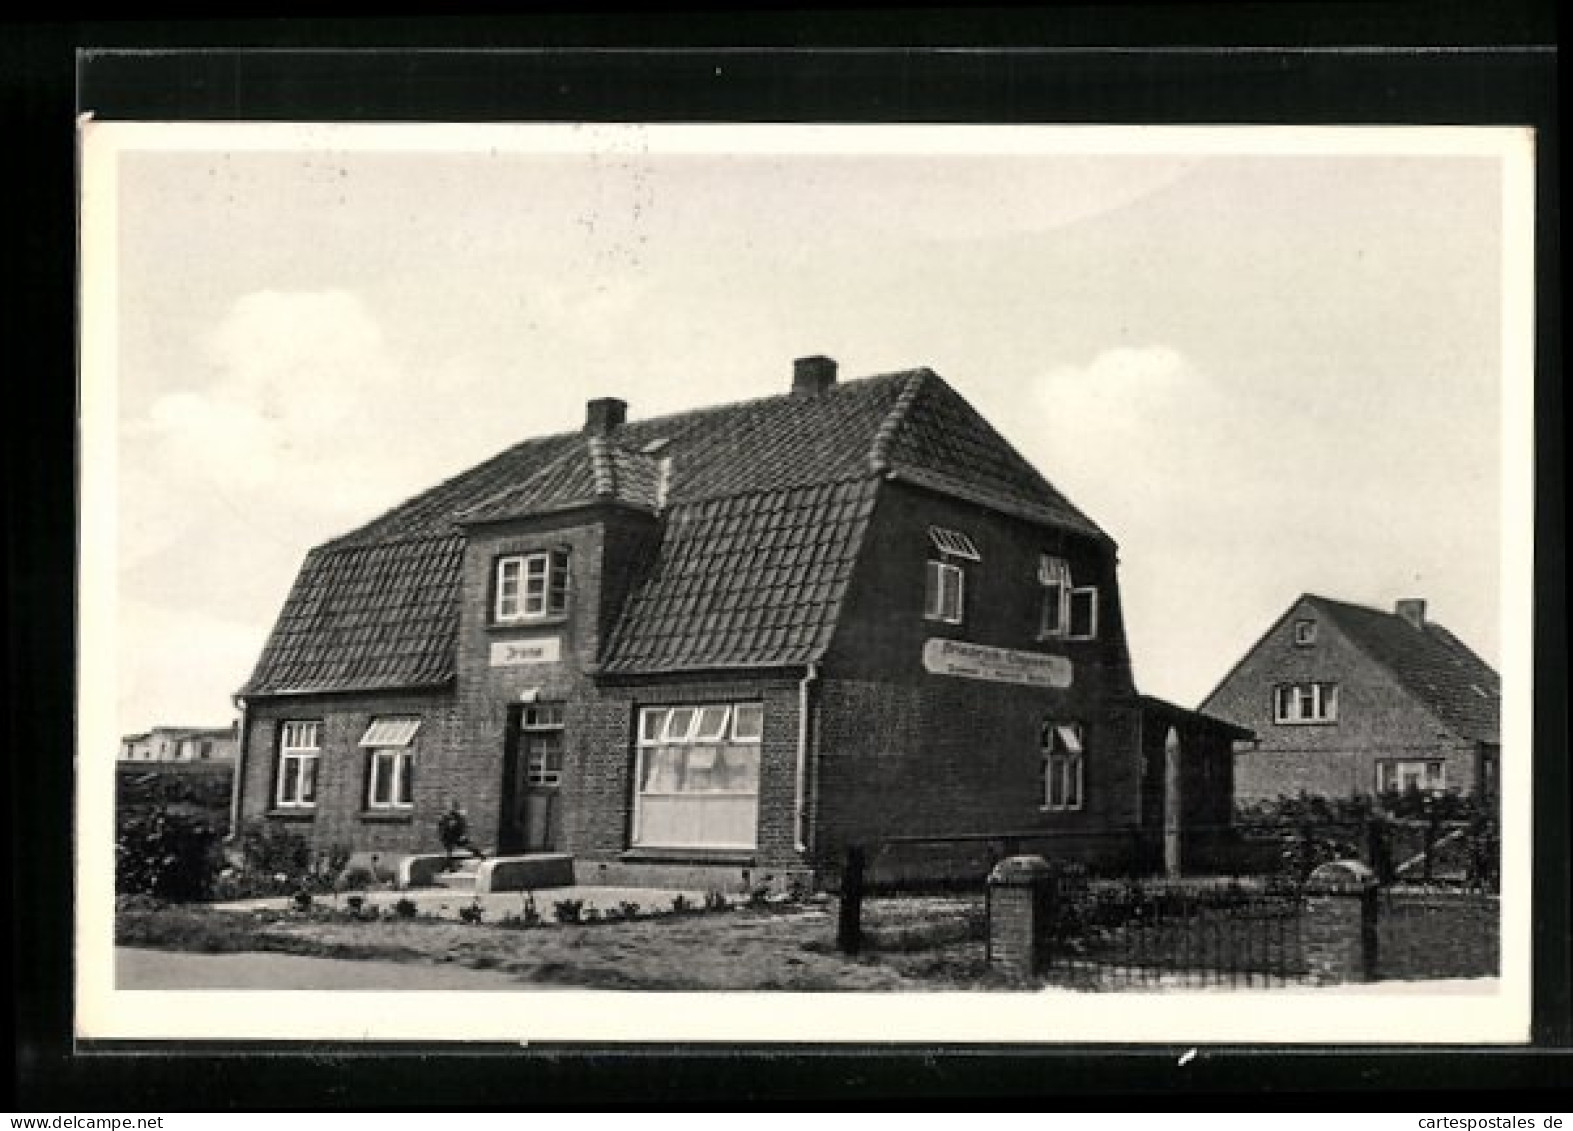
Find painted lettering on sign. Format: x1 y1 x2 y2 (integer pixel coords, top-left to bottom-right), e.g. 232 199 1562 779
921 638 1072 688
489 637 563 667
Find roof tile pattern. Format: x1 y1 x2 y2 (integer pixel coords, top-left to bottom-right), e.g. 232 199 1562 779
599 479 879 674
881 375 1104 537
241 535 464 696
244 368 1103 693
1309 595 1501 743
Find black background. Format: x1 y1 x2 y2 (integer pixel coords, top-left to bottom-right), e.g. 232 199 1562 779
7 4 1564 1108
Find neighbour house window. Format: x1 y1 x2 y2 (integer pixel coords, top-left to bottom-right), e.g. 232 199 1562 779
1293 618 1318 646
1041 720 1085 811
633 703 763 850
1038 555 1099 640
1273 682 1339 724
275 721 322 809
495 549 570 623
1377 759 1446 795
522 703 566 787
361 717 420 810
925 526 979 624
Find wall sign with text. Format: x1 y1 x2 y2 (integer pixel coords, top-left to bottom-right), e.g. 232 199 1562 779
490 637 563 667
922 638 1072 688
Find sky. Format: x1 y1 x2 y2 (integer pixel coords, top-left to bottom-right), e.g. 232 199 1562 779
92 124 1526 739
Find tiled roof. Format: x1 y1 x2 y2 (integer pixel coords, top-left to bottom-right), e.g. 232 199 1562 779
243 368 1102 693
239 535 464 696
599 479 878 674
1307 595 1501 743
880 375 1105 538
454 435 665 525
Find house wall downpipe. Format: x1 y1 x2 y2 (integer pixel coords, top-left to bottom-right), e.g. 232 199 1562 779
795 662 819 854
227 697 249 843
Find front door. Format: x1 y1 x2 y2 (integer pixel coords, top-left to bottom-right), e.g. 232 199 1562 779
500 702 565 854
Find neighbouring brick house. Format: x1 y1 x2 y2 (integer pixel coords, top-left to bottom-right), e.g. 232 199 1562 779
1200 594 1501 805
119 723 239 763
234 357 1244 889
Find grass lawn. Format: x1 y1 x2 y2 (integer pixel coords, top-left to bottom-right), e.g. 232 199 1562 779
115 895 1006 992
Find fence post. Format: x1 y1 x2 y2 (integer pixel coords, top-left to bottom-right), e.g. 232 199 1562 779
836 845 865 955
1424 809 1441 884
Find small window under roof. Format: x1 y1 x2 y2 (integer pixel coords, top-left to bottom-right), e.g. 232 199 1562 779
928 526 981 561
358 718 422 748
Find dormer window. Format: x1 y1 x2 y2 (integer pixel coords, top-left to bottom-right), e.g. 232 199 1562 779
495 548 570 623
1039 555 1098 641
925 527 978 624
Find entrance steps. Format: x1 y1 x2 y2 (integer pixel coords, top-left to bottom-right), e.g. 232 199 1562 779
405 852 576 894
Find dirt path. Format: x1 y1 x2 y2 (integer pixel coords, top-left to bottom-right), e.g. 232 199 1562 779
116 947 554 991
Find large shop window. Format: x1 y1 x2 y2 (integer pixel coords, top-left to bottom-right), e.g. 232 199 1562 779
275 721 321 809
361 717 420 810
1041 720 1085 811
495 548 570 623
633 703 763 850
1038 555 1098 640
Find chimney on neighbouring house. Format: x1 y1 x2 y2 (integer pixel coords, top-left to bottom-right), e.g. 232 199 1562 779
792 355 838 396
585 397 627 434
1395 598 1427 629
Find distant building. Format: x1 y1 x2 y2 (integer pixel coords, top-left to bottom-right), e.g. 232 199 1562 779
1200 595 1500 804
119 723 239 764
235 357 1245 888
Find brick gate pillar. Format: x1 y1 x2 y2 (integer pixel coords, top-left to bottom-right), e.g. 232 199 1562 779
986 855 1055 984
1304 859 1379 985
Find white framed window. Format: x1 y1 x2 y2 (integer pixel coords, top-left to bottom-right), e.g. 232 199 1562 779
1377 759 1446 794
1273 682 1339 724
275 720 321 809
495 549 570 623
1293 618 1318 646
1041 720 1084 811
360 717 420 810
522 703 566 787
1039 555 1098 640
633 703 762 850
925 559 965 623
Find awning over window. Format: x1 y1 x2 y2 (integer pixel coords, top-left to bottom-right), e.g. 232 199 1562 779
1038 554 1071 585
359 717 422 748
928 526 981 561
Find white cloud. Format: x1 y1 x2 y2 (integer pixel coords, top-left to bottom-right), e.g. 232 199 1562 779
115 599 264 737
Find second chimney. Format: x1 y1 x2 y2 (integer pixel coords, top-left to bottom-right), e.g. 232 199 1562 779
585 397 627 434
792 355 838 396
1395 598 1427 629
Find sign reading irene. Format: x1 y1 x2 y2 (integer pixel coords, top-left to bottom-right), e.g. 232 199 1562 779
922 638 1073 688
490 637 563 667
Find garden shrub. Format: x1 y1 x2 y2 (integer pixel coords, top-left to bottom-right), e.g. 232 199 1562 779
115 806 223 902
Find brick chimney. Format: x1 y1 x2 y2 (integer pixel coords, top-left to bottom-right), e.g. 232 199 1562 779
1395 598 1427 629
792 355 838 396
585 397 627 434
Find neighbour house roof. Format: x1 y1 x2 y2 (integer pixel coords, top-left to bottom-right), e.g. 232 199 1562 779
1138 695 1256 742
1304 595 1501 744
241 367 1102 695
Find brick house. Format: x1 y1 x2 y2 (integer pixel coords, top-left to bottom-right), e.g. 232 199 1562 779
1200 594 1501 805
233 358 1243 889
